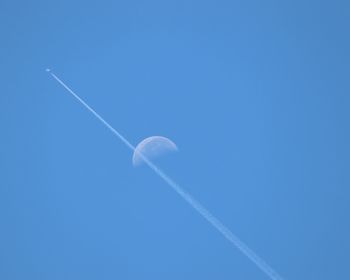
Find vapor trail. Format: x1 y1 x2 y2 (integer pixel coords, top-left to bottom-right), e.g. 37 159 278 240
47 69 285 280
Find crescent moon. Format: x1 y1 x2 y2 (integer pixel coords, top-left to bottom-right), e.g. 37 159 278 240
133 136 178 166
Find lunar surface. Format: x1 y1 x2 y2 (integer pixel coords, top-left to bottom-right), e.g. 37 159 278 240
132 136 178 166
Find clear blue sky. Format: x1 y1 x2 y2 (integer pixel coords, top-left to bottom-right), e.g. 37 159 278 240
1 0 349 279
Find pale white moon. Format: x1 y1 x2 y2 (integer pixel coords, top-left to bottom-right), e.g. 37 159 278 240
133 136 178 166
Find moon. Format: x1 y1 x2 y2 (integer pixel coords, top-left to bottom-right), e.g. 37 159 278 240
133 136 178 166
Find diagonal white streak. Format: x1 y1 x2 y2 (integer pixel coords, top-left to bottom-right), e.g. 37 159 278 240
48 70 285 280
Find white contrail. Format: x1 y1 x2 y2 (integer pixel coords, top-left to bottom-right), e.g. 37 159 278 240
47 69 285 280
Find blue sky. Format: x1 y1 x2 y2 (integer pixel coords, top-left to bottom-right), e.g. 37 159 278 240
1 0 350 279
